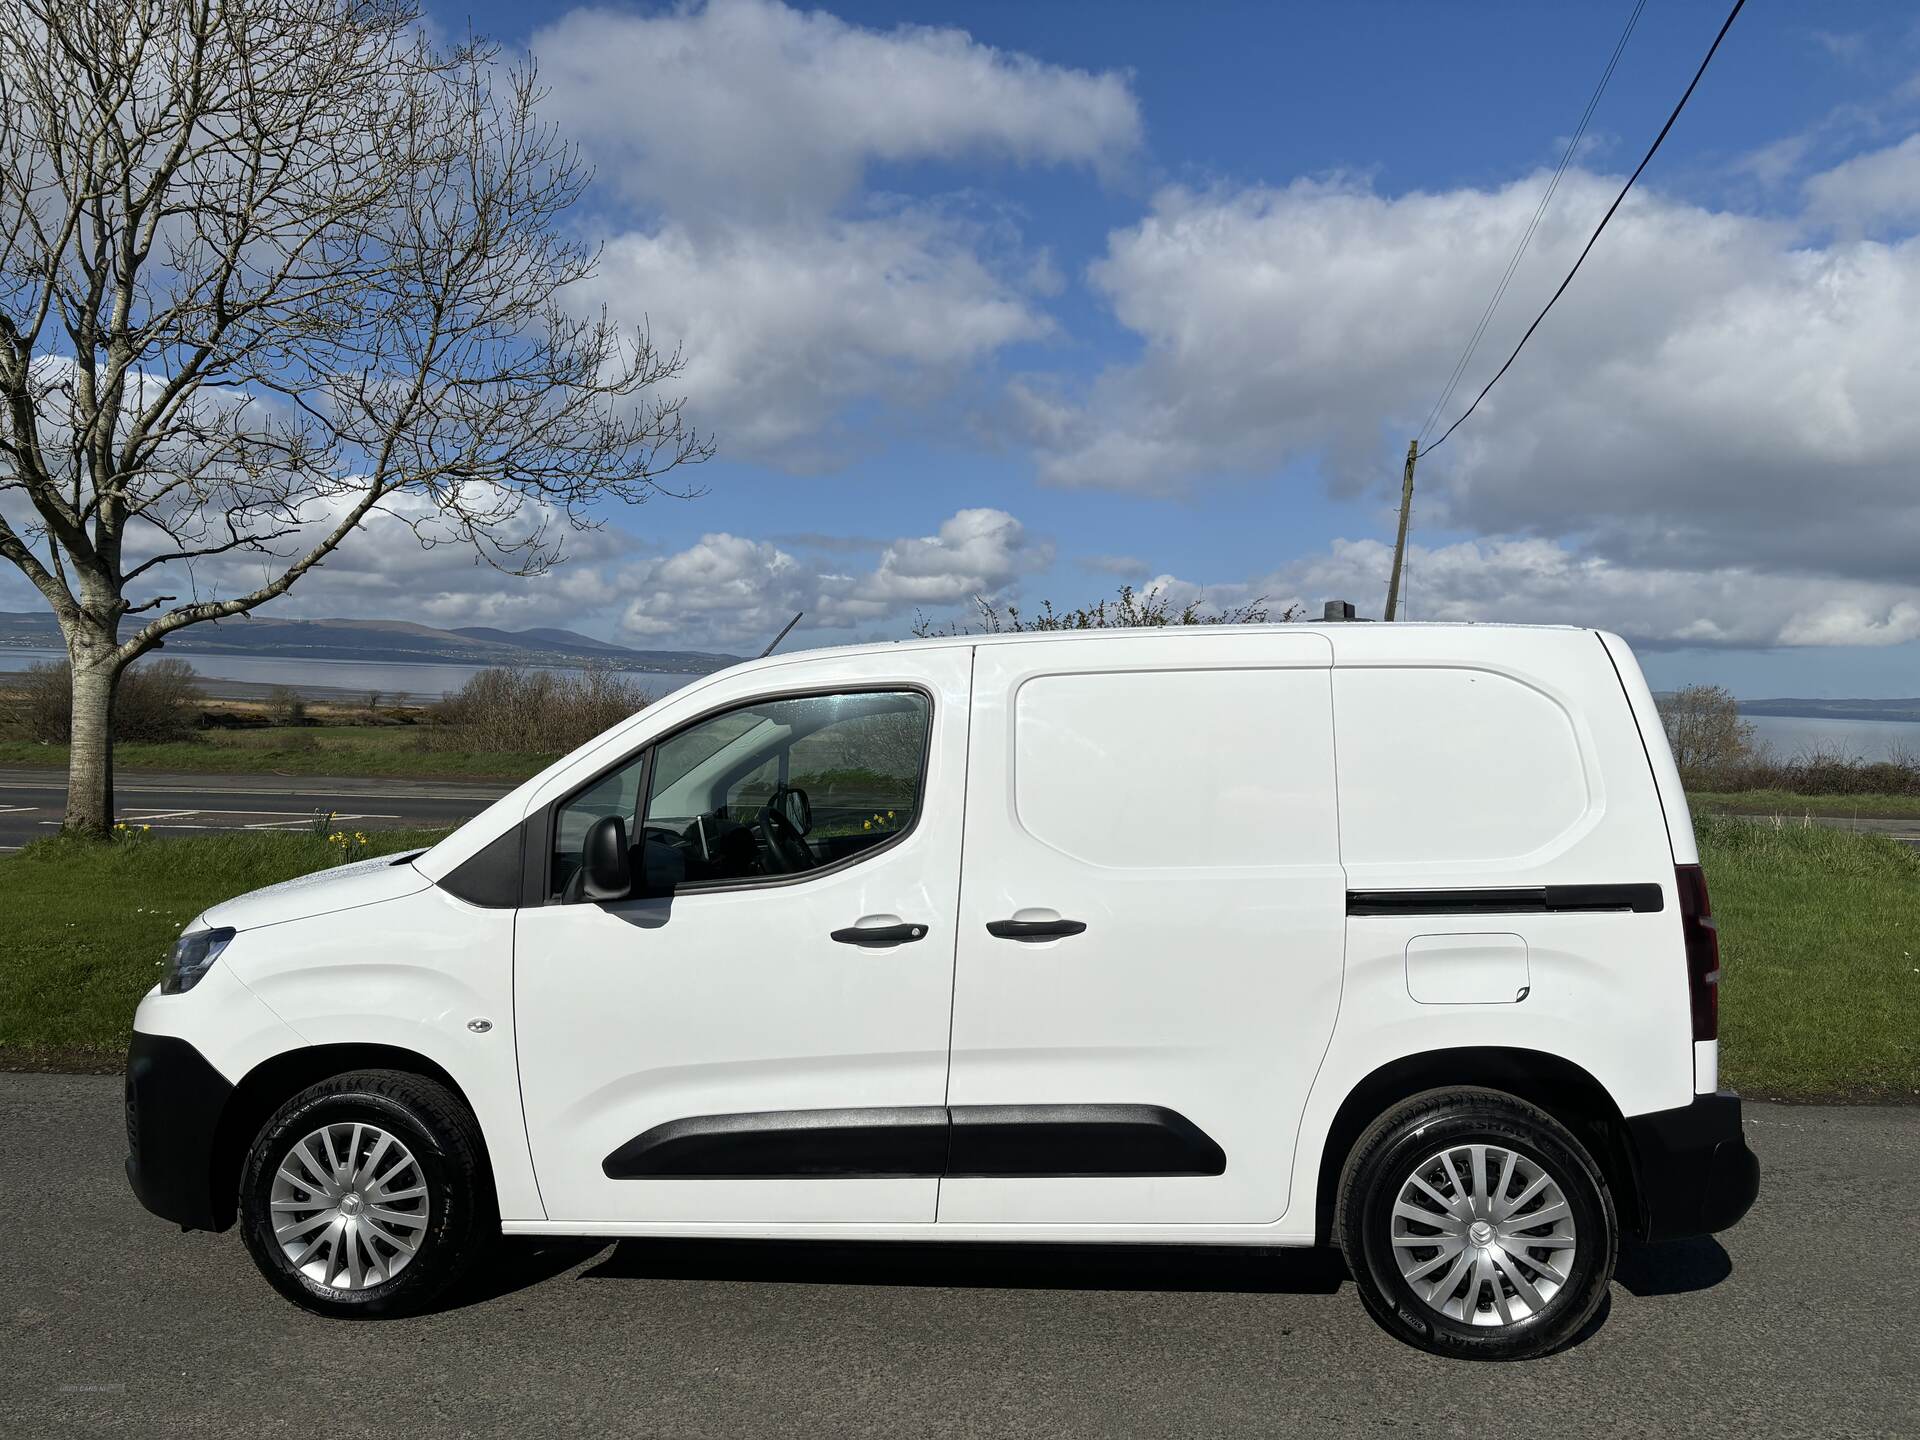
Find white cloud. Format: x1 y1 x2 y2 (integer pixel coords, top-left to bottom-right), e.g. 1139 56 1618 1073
534 0 1140 220
1804 132 1920 230
1813 31 1870 65
1012 171 1920 607
535 0 1138 464
578 213 1052 462
1142 536 1920 651
0 494 1054 653
620 506 1050 647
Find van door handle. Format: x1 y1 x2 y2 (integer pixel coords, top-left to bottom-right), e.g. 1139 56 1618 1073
986 918 1087 941
830 922 928 948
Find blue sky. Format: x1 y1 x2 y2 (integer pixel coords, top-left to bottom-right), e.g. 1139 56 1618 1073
18 0 1920 697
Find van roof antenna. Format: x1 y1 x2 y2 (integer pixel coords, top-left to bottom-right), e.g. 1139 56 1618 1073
761 612 804 657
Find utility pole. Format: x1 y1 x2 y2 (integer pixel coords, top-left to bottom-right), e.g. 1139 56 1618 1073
1383 439 1418 621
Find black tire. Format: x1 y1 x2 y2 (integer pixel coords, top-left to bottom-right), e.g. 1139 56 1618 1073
1336 1087 1617 1360
239 1069 495 1318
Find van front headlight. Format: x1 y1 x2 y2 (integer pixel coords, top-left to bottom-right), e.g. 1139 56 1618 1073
161 927 235 995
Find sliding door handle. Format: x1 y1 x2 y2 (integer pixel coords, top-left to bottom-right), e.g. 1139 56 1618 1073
831 922 928 948
986 918 1087 942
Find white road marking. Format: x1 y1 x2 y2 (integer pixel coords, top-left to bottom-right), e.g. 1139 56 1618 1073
117 806 403 819
31 807 405 834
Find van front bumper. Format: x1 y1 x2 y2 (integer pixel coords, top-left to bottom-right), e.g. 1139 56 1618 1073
125 1030 233 1232
1624 1090 1760 1241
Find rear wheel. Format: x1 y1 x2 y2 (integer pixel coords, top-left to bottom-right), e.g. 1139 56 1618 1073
239 1070 494 1317
1337 1088 1616 1359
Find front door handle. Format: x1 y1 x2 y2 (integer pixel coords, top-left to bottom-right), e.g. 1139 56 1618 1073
986 918 1088 941
831 922 928 948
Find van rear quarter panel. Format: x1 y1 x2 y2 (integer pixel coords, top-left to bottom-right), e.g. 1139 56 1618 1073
1290 627 1692 1229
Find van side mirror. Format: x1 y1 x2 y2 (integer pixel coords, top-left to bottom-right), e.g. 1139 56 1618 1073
636 838 685 898
579 815 632 901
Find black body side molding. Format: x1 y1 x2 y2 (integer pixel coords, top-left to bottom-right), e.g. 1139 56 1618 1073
947 1104 1225 1178
1346 883 1664 917
603 1106 949 1179
603 1103 1226 1180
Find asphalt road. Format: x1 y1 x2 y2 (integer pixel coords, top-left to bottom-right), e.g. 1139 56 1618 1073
0 768 511 850
2 1076 1913 1438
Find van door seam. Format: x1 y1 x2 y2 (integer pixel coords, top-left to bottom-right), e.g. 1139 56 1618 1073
935 645 976 1219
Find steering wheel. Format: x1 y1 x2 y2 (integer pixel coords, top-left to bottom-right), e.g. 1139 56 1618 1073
755 801 817 873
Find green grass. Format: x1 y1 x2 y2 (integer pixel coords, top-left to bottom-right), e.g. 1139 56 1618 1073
4 818 1916 1101
1699 813 1920 1102
1693 789 1920 820
0 728 553 780
0 829 445 1071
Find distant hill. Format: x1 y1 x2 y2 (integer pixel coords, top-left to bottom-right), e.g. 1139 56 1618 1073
0 610 741 675
1738 697 1920 723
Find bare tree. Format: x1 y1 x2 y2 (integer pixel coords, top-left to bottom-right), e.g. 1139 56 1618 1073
0 0 710 833
1657 683 1755 775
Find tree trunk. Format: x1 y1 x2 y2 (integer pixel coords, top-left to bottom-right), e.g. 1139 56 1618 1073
64 648 122 837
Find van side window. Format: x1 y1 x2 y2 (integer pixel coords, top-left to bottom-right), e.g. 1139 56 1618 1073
550 753 647 897
551 689 931 896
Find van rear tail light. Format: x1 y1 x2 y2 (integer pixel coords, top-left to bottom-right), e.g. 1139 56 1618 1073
1675 864 1719 1041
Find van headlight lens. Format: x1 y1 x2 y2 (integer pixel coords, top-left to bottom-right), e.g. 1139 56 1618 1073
161 927 236 994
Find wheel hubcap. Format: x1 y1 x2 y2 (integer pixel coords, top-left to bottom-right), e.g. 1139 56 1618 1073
270 1122 430 1290
1389 1142 1578 1327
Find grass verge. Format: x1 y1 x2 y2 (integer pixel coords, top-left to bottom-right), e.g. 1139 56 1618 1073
0 731 553 781
1692 789 1920 820
1700 813 1920 1102
0 829 445 1072
3 818 1915 1101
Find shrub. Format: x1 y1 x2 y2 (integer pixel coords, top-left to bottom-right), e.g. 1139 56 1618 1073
424 664 651 754
1687 746 1920 797
1657 684 1920 796
265 685 310 725
4 657 201 742
914 583 1300 637
1657 684 1754 773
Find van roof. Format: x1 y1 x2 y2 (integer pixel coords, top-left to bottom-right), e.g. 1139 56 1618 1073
727 620 1597 673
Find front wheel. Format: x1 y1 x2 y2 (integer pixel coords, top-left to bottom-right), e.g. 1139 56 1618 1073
238 1070 495 1317
1337 1088 1617 1359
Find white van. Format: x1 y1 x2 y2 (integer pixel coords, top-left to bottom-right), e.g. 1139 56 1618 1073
126 622 1757 1359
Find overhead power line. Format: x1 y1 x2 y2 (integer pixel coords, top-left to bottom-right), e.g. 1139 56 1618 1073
1416 0 1648 447
1419 0 1747 459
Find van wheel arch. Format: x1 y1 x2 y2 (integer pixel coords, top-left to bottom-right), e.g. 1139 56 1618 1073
207 1044 496 1232
1314 1047 1640 1246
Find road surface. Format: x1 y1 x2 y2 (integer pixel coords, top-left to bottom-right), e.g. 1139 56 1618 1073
1 1075 1912 1438
0 767 511 849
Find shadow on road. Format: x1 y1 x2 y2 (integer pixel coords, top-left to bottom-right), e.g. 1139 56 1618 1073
579 1237 1352 1296
1615 1236 1733 1296
438 1232 1731 1314
438 1238 615 1310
